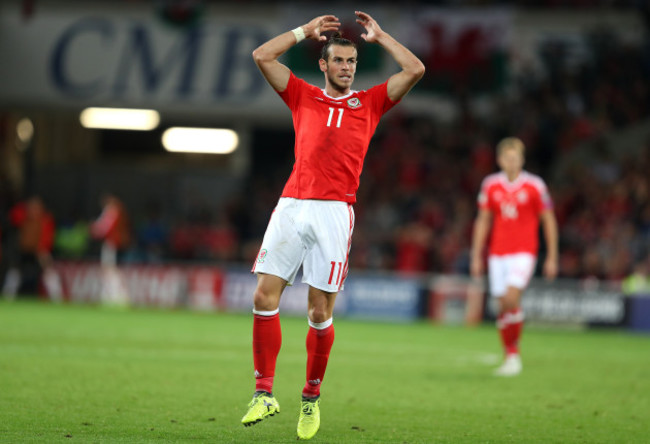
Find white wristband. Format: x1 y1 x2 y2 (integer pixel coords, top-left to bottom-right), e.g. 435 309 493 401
292 26 306 43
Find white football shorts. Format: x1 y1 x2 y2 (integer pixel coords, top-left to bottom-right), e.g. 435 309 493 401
488 253 537 297
252 198 355 293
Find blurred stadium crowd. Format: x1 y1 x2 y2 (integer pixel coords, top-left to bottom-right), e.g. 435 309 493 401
2 1 650 287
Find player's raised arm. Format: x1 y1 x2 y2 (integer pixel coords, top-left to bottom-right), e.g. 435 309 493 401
355 11 425 102
252 15 341 92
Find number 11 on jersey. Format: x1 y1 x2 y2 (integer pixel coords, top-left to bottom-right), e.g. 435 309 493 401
327 107 344 128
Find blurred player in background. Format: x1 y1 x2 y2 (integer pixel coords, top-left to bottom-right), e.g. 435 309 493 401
91 193 130 267
471 137 558 376
91 193 131 306
243 11 424 440
2 196 58 298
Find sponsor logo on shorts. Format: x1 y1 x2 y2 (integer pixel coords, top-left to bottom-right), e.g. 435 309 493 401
257 249 267 263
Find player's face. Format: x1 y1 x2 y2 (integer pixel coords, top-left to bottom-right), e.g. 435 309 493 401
498 148 524 176
320 45 357 92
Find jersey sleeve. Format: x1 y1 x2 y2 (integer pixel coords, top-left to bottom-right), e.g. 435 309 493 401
276 72 305 111
366 80 400 116
477 179 492 212
534 179 554 213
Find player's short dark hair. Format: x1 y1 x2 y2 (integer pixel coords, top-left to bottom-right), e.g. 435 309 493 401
320 32 356 61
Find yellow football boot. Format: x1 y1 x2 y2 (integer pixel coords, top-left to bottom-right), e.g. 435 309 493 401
297 397 321 440
241 392 280 427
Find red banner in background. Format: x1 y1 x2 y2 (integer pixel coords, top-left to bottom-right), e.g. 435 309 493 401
401 9 512 95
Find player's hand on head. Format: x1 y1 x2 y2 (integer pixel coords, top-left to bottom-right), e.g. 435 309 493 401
305 15 340 42
355 10 382 42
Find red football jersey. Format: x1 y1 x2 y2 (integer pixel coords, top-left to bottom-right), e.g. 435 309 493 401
277 72 398 203
478 171 553 256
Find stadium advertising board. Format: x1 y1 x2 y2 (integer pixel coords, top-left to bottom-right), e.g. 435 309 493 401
186 267 225 311
44 264 639 329
343 275 423 321
627 296 650 332
427 275 484 325
46 262 222 309
1 4 641 123
0 4 276 116
485 278 625 326
0 4 513 117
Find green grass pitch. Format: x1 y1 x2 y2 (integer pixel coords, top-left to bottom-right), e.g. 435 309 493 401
1 300 649 443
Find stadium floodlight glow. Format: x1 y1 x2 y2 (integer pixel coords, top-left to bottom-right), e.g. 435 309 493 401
162 127 239 154
79 107 160 130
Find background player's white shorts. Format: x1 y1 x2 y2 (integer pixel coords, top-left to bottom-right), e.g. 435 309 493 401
488 253 537 297
252 198 355 293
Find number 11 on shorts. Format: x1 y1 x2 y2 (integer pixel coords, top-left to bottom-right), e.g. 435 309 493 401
328 261 343 285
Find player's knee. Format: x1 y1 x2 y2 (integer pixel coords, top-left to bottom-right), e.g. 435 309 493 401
308 306 330 324
499 293 519 313
253 287 279 311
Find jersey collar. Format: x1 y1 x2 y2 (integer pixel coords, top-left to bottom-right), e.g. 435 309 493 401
499 170 528 190
321 89 357 100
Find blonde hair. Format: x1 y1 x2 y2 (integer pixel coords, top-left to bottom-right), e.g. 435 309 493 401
496 137 525 157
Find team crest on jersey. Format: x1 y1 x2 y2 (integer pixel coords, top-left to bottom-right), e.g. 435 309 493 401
257 249 268 263
347 97 361 109
517 190 528 203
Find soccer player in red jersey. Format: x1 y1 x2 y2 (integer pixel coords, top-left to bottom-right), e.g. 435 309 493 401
470 137 559 376
241 11 424 439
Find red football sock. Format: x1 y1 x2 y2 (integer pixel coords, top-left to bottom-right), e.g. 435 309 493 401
497 308 524 357
302 321 335 399
252 312 282 393
506 308 523 356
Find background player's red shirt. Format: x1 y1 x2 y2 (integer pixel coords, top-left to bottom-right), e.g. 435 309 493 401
277 72 398 204
478 171 553 256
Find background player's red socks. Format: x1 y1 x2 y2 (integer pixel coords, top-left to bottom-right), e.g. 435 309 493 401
302 319 335 399
506 308 524 355
497 308 524 356
252 310 282 393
